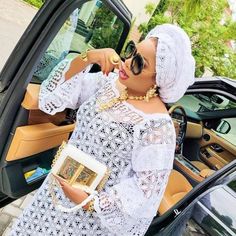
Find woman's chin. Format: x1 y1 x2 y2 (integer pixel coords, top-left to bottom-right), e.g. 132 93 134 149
118 76 128 86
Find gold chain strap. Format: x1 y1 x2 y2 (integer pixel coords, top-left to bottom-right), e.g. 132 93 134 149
51 141 67 168
96 170 110 192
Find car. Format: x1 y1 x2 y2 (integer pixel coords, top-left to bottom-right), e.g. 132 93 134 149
0 0 235 235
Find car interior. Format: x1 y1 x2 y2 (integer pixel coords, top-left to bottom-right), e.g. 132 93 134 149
158 94 236 216
0 1 235 222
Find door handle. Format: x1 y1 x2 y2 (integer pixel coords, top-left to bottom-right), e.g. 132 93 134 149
210 144 223 153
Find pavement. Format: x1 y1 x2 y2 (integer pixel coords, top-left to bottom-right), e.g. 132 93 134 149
0 0 37 235
0 0 37 71
0 191 36 235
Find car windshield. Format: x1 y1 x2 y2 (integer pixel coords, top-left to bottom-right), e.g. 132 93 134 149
177 94 236 113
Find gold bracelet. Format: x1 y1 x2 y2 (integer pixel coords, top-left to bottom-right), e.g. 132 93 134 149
80 49 90 62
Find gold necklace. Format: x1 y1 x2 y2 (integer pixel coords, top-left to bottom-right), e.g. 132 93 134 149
98 84 158 111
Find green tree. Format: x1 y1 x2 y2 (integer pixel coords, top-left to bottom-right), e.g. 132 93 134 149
139 0 236 79
90 5 124 49
24 0 45 8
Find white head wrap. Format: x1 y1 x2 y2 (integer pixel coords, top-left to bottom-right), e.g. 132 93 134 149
146 24 195 103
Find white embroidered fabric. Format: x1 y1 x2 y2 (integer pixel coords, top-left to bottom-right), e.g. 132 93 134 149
11 58 176 236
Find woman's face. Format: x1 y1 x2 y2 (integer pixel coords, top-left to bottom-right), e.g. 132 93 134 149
119 38 157 95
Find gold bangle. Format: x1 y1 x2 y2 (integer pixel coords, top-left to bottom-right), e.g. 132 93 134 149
80 49 90 62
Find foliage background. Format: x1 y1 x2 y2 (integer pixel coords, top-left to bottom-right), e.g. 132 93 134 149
139 0 236 79
25 0 236 79
23 0 44 8
90 5 124 49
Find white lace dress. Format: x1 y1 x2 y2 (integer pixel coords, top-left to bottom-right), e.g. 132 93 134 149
10 59 176 236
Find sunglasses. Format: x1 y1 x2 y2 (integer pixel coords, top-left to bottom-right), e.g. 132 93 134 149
124 40 145 75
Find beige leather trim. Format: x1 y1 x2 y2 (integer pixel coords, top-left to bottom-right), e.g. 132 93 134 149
158 170 192 215
6 123 75 161
200 154 225 170
191 161 209 170
172 120 202 139
199 169 215 178
199 129 236 157
174 159 204 182
186 122 202 138
199 129 236 169
21 84 40 110
28 110 67 126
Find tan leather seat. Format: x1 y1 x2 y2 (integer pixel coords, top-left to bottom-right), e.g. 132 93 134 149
191 161 209 170
158 170 192 215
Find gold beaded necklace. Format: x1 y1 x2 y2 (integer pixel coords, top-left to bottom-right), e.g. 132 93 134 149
98 84 158 111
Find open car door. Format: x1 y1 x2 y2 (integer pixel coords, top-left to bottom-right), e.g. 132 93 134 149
0 0 131 203
170 78 236 186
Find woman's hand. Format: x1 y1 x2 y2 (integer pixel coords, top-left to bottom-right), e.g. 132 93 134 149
53 175 89 209
65 48 121 80
87 48 121 76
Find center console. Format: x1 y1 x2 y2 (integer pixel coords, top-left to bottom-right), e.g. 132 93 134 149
174 154 205 183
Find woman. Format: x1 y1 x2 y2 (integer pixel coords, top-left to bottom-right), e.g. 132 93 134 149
10 24 195 236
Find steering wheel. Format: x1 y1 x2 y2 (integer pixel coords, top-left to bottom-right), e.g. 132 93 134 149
168 105 188 151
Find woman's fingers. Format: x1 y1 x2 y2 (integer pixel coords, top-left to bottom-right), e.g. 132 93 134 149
52 174 89 207
89 48 120 75
105 52 114 75
99 52 107 75
53 174 67 187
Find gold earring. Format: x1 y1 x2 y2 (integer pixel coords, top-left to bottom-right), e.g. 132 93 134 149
144 85 158 102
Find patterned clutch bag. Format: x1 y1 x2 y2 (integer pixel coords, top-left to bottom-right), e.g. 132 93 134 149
49 142 109 212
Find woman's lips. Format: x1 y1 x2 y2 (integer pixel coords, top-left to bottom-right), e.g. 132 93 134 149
119 68 129 80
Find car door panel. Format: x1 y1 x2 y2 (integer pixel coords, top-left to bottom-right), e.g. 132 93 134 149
5 83 75 162
22 84 68 126
28 109 67 126
21 84 40 110
6 122 74 162
199 128 236 169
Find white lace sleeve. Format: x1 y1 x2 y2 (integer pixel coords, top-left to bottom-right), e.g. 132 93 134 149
38 58 110 115
94 118 176 236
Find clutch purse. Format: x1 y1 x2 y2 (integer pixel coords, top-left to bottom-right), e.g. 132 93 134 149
49 141 109 212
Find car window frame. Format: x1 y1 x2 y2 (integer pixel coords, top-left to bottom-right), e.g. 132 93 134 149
0 0 131 163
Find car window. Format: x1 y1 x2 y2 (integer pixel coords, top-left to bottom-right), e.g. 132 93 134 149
161 187 236 236
177 94 236 113
175 93 236 146
227 179 236 193
32 0 124 83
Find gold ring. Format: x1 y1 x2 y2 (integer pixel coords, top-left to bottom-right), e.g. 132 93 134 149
110 54 120 65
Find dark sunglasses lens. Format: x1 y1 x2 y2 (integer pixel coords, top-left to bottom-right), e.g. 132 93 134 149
124 41 136 59
131 54 144 75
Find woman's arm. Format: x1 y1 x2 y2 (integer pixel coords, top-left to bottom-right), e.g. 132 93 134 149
38 48 120 115
65 48 120 80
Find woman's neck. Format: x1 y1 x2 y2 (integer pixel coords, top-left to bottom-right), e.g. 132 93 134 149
126 88 146 97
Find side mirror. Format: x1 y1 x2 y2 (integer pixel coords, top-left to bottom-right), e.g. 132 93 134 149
216 120 231 134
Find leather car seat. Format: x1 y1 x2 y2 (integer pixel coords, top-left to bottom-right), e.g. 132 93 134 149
158 170 192 215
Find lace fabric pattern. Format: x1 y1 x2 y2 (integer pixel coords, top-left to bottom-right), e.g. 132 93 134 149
11 59 176 236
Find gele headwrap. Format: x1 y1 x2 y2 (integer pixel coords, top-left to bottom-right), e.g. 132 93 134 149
146 24 195 103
